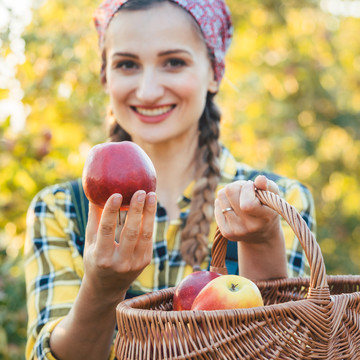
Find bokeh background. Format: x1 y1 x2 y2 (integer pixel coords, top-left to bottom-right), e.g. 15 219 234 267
1 0 360 358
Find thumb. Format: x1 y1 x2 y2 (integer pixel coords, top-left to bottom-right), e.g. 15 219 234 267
254 175 280 195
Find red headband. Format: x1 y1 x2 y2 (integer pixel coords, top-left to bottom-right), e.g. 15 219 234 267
94 0 233 82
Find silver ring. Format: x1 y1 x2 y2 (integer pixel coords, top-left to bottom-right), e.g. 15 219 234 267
221 207 233 214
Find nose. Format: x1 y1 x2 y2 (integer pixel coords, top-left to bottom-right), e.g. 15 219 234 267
136 68 164 103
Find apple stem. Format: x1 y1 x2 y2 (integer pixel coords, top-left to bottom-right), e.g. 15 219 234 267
231 283 239 292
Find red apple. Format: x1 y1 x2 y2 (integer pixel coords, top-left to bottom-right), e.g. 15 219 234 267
82 141 156 210
191 274 264 311
173 271 222 311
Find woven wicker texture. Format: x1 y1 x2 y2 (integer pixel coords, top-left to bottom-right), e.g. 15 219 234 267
115 189 360 359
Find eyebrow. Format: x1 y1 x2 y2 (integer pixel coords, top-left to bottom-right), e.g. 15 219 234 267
111 49 191 59
158 49 192 56
111 52 138 59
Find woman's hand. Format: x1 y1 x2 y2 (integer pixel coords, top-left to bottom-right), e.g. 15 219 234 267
215 175 280 243
84 190 157 305
50 190 157 360
214 175 287 280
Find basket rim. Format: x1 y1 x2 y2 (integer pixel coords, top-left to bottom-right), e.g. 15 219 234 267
117 274 360 316
116 284 325 317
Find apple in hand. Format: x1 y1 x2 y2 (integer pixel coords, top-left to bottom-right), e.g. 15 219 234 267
82 141 156 209
173 271 222 311
191 275 264 311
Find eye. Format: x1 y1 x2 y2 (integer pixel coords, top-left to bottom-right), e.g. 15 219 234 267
115 60 138 70
165 58 186 68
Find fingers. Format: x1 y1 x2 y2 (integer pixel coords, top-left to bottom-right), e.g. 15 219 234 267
214 197 234 231
139 192 157 242
85 194 122 247
254 175 280 195
85 190 156 272
221 180 255 215
214 181 245 229
215 177 281 243
85 202 101 246
238 180 258 213
118 190 157 258
216 176 279 219
238 178 280 217
138 192 157 261
96 194 123 253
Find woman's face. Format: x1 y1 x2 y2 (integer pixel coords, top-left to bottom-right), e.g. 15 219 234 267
104 1 218 147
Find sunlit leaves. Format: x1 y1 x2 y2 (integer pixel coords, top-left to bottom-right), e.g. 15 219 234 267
222 0 360 276
1 0 360 358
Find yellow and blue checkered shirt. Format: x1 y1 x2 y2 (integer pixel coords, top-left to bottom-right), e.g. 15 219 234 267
24 146 316 359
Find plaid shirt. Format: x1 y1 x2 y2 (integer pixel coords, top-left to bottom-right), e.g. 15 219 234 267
24 146 316 359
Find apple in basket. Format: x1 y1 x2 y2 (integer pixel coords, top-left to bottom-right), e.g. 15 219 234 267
82 141 157 210
191 274 264 311
173 271 222 311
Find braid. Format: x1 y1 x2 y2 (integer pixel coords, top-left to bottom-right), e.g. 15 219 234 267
180 93 221 269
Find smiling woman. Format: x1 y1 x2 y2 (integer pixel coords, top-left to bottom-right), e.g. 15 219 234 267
104 2 218 149
23 1 316 359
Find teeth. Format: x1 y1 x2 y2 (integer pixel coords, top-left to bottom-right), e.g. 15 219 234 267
135 105 173 116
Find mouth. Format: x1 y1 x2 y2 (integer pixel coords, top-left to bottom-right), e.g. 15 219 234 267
131 105 175 117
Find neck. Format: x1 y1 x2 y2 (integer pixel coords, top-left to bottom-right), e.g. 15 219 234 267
135 138 199 220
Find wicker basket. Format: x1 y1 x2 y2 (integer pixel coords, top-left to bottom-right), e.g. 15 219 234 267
115 189 360 359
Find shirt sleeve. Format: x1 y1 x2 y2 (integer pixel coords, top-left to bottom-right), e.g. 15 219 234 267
24 184 84 360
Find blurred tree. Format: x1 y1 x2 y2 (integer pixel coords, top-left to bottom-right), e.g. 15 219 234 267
0 0 359 358
221 0 360 275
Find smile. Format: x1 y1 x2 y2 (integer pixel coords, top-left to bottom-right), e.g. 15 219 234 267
132 105 175 117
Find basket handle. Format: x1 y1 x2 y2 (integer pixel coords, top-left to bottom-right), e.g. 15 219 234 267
210 189 330 301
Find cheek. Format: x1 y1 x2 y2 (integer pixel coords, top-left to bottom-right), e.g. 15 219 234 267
107 77 131 107
105 64 131 102
107 75 122 97
174 73 209 104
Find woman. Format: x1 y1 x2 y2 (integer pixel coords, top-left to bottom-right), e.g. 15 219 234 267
25 0 316 359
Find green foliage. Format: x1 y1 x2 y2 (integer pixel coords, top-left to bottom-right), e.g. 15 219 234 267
221 0 360 276
0 253 27 360
0 0 359 358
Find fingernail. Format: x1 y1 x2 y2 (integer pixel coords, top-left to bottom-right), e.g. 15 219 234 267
137 192 146 202
112 194 122 207
148 193 156 204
